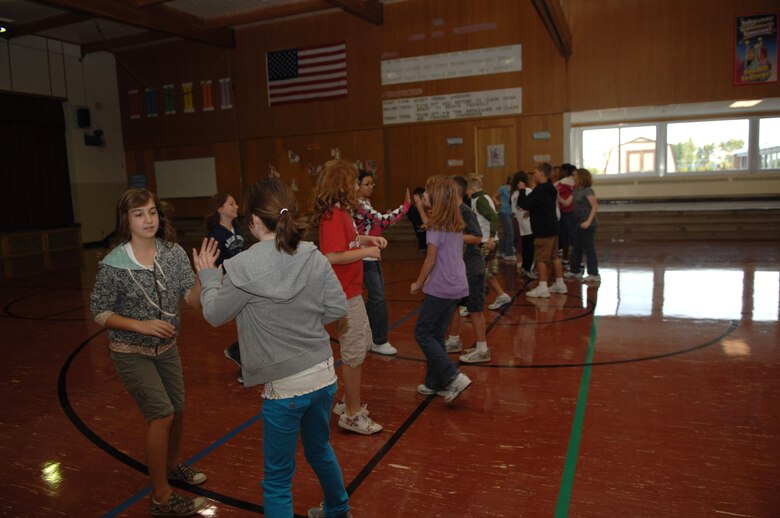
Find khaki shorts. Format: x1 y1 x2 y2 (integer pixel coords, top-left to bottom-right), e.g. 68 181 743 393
110 345 184 422
534 236 559 266
338 295 372 367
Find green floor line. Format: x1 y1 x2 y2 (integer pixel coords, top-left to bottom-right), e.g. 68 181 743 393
554 316 599 518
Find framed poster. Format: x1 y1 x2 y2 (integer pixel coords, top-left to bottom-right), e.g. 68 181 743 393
734 13 778 85
487 145 505 168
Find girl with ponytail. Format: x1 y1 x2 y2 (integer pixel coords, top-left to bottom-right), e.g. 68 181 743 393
192 178 352 518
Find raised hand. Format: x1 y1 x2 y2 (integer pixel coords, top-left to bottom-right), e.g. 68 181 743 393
192 237 220 273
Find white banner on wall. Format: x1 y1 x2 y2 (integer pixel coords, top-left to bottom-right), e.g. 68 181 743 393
381 45 521 85
383 88 522 125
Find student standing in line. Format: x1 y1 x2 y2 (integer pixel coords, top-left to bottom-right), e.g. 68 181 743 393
555 164 577 268
411 176 473 401
407 186 428 256
563 168 601 284
444 175 493 364
466 176 512 310
205 193 246 383
312 159 385 435
494 174 516 262
517 163 567 298
193 178 352 518
511 171 537 279
90 189 207 518
353 170 411 356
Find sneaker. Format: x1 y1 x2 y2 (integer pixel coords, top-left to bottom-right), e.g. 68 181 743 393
332 401 370 416
371 341 398 355
150 492 207 517
308 503 353 518
549 283 567 294
437 373 472 403
237 370 244 384
338 408 383 435
417 384 437 395
459 305 469 317
168 463 207 485
459 348 491 364
565 271 582 279
583 274 601 283
525 285 550 298
223 342 241 366
521 269 539 280
445 336 463 353
488 293 512 310
504 255 517 263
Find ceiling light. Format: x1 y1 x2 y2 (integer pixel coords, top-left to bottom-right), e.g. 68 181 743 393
729 100 762 108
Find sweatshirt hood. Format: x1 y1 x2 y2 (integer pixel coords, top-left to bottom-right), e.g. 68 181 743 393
100 240 162 270
223 240 320 301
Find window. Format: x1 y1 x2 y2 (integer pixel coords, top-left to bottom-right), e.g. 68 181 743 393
581 125 656 175
759 117 780 170
572 111 780 175
667 119 748 172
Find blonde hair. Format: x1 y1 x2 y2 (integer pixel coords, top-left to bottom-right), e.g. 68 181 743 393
424 176 464 232
310 159 360 224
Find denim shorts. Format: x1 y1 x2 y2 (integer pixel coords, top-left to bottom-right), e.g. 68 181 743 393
458 273 486 312
110 345 184 421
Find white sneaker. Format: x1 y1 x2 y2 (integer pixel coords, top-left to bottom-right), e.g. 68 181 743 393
521 269 539 279
488 293 512 310
525 285 550 298
459 348 490 364
332 401 370 417
437 373 472 403
338 408 382 435
417 384 437 395
445 336 463 353
371 342 398 355
565 271 582 279
549 283 567 294
583 274 601 283
459 306 469 317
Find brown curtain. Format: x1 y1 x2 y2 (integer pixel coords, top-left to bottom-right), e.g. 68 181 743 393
0 93 74 232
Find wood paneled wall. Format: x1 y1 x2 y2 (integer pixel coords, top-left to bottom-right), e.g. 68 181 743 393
565 0 780 111
115 0 778 217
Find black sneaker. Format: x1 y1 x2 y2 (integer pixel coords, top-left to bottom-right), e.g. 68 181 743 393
168 463 207 485
150 492 207 517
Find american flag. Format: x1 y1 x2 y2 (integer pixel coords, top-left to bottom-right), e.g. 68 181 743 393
266 42 347 106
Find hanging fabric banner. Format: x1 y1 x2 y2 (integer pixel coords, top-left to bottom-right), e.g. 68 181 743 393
145 88 157 117
219 78 233 109
163 84 176 115
182 82 194 113
128 90 140 119
201 80 214 111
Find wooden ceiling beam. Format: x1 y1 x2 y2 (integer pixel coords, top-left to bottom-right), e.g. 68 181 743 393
81 30 172 54
206 0 333 29
530 0 572 58
36 0 234 48
2 12 90 39
324 0 383 25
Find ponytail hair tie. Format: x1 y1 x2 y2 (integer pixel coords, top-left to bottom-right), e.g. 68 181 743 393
279 208 288 215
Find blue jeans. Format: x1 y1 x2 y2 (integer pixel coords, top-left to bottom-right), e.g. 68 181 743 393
363 261 388 345
261 383 349 518
498 212 515 257
570 226 599 275
414 294 459 390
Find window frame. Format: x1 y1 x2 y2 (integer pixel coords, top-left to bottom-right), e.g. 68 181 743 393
571 114 780 177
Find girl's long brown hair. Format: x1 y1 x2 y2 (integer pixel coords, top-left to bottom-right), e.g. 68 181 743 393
110 189 176 251
423 176 464 232
205 192 231 233
310 159 360 224
245 178 308 254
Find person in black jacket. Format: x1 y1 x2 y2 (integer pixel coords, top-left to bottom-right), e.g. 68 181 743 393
516 163 567 298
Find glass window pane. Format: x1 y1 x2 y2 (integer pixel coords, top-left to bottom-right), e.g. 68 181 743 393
619 126 656 173
666 119 749 172
759 117 780 170
582 128 618 175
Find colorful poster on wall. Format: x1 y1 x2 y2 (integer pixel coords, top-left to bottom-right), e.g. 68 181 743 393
734 13 778 85
487 145 505 168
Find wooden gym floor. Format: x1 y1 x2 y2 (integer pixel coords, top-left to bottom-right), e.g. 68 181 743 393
0 240 778 517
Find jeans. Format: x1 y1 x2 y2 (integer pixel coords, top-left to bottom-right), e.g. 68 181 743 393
261 383 349 518
570 226 599 275
363 261 388 345
498 212 515 257
414 294 459 391
521 234 535 272
559 212 576 253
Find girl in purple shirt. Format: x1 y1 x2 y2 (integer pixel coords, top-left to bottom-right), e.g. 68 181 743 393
410 176 473 403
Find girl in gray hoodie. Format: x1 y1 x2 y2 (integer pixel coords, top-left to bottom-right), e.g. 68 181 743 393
193 179 352 518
